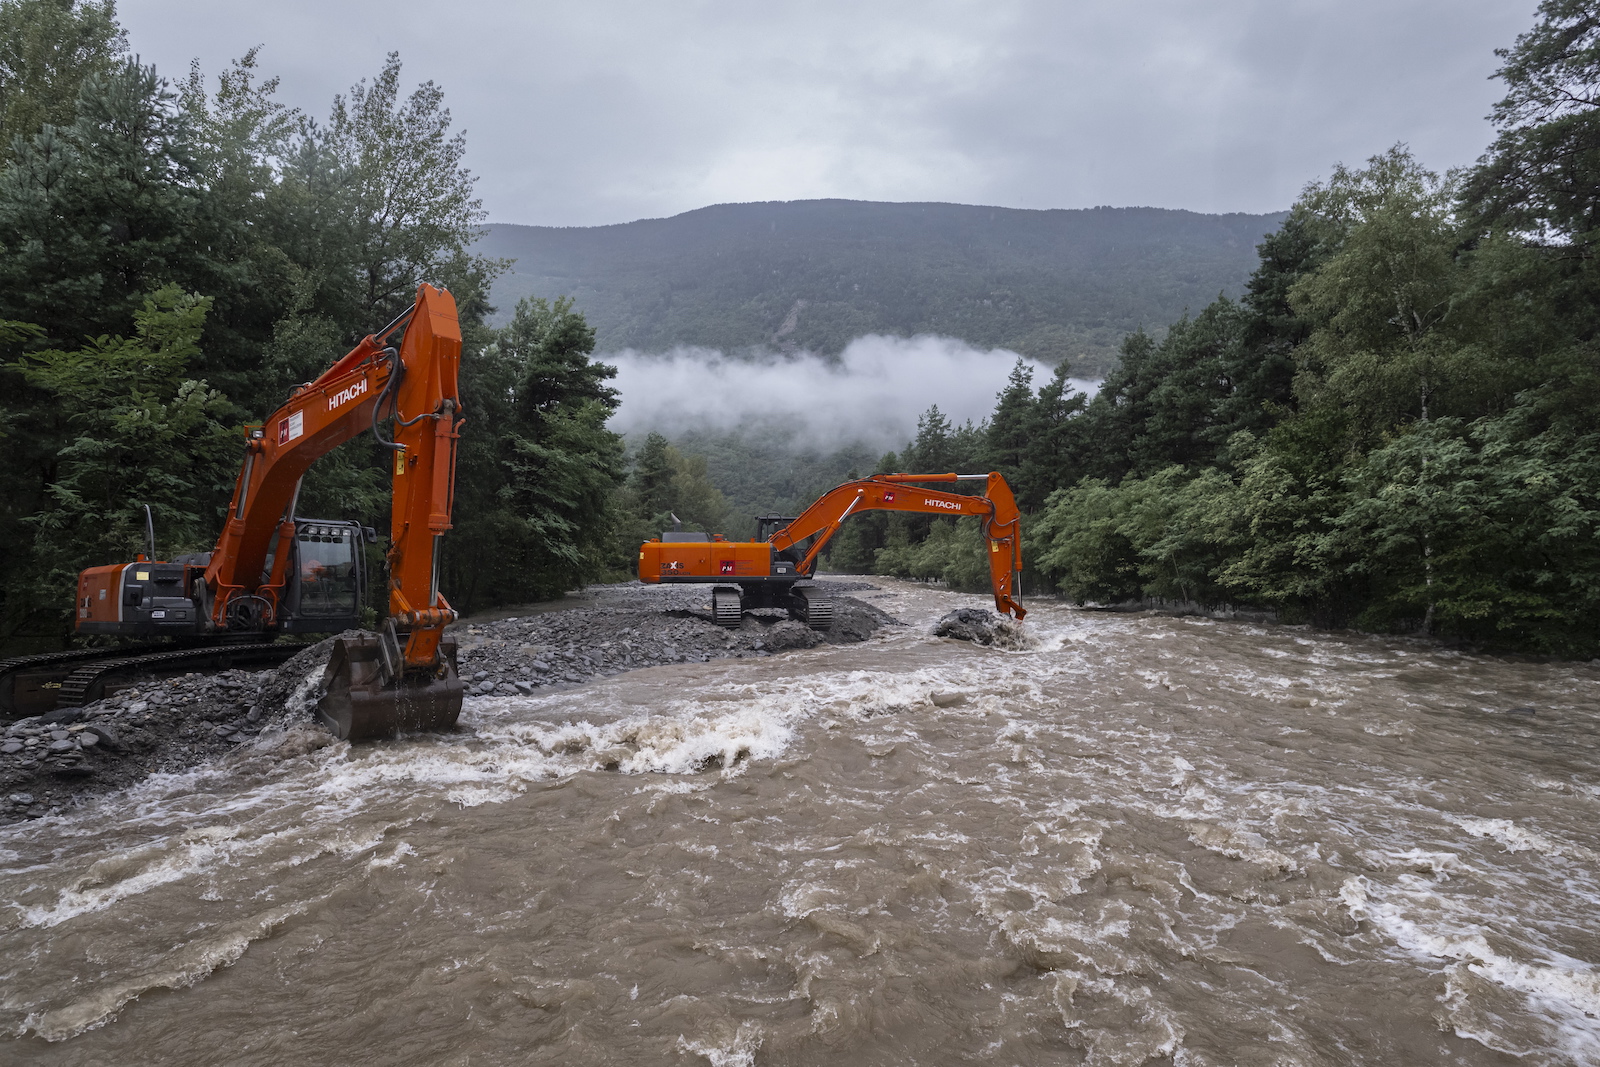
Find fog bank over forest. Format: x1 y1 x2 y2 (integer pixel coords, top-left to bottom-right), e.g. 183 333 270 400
606 335 1095 452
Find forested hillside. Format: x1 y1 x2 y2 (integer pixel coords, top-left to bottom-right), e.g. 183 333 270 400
479 202 1285 377
825 0 1600 657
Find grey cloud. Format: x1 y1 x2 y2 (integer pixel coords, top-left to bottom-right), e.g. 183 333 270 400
119 0 1533 224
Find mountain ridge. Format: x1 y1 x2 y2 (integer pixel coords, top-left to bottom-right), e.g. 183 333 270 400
479 199 1288 376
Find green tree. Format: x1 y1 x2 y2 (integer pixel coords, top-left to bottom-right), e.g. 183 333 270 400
0 59 205 345
629 432 677 522
284 52 499 333
443 294 626 609
1287 148 1492 438
14 287 233 631
0 0 124 156
986 359 1037 479
1465 0 1600 246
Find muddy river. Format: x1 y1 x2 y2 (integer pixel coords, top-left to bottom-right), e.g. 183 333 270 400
2 580 1597 1065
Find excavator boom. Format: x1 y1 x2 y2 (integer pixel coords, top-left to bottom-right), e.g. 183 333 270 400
638 472 1026 626
74 284 466 741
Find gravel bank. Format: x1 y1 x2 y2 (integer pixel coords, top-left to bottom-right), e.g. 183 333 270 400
0 580 898 823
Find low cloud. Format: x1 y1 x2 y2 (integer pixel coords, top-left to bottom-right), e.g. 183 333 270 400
603 334 1095 452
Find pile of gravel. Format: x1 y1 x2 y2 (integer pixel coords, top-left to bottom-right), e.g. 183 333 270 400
452 581 895 697
0 581 898 823
0 666 277 821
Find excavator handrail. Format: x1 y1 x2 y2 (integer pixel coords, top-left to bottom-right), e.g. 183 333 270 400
768 472 1025 619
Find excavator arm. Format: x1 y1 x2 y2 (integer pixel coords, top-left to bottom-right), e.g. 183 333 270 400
205 283 466 738
771 472 1025 620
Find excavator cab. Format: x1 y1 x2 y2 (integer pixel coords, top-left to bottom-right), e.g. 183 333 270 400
280 519 372 634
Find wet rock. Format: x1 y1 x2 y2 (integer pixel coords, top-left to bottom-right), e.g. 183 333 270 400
933 608 1034 650
39 708 85 726
77 732 99 749
84 724 120 749
1 742 21 755
9 793 33 805
47 739 76 753
930 692 968 708
934 608 1002 643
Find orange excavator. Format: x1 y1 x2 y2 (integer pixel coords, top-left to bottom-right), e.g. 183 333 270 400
639 472 1025 629
73 283 466 740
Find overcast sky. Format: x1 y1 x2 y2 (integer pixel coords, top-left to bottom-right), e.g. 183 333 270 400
118 0 1534 227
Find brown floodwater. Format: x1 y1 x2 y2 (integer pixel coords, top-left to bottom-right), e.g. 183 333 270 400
2 580 1598 1066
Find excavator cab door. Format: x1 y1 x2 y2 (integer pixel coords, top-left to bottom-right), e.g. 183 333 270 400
281 519 367 633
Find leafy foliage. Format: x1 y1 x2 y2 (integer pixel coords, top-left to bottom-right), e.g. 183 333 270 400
0 11 616 646
0 0 124 158
442 296 626 609
18 287 233 612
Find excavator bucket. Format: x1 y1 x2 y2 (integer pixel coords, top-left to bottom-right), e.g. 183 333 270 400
316 632 463 741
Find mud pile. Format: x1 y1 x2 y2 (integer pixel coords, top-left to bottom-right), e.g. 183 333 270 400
0 581 895 822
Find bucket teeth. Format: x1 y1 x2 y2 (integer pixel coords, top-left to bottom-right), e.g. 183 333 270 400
317 633 463 741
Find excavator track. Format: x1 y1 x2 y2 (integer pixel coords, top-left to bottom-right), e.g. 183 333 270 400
1 643 176 718
790 586 834 632
52 642 312 711
712 587 744 628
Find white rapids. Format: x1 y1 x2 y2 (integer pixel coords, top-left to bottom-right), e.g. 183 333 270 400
2 578 1597 1065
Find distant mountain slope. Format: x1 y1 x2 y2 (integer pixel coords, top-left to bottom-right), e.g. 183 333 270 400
479 200 1287 377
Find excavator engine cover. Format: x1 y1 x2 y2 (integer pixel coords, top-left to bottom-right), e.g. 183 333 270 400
317 632 463 741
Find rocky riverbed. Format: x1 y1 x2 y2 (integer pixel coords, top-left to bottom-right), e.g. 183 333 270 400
0 580 897 823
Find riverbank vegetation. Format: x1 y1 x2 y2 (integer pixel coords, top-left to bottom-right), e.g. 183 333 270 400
840 0 1600 655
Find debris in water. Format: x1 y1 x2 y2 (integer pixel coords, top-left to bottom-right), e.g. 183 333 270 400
933 608 1035 650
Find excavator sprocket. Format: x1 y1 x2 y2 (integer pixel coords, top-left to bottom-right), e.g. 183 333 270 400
317 632 463 741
